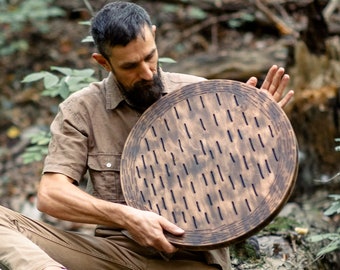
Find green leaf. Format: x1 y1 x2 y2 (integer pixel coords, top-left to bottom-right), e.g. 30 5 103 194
51 66 72 76
316 240 340 257
308 233 340 242
72 69 95 77
43 72 59 88
82 36 94 43
21 72 46 83
159 57 176 64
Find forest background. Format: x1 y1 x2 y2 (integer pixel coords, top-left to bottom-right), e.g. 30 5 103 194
0 0 339 269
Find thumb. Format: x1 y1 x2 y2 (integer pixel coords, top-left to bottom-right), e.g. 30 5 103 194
246 76 257 87
160 218 185 236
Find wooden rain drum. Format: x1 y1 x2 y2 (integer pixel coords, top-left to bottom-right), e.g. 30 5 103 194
121 80 298 250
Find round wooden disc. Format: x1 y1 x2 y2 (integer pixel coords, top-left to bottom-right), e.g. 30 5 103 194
121 80 298 250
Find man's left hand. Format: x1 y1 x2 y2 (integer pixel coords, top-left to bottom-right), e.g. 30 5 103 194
246 65 294 108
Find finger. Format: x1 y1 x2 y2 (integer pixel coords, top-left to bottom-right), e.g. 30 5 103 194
260 65 278 91
272 73 290 101
278 90 294 108
268 67 286 95
160 218 185 236
245 76 258 87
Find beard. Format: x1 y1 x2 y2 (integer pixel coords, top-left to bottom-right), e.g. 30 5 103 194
118 69 164 112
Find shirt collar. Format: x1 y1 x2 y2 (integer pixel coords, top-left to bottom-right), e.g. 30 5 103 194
104 69 168 110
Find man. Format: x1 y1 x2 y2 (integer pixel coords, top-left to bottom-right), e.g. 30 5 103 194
0 2 294 270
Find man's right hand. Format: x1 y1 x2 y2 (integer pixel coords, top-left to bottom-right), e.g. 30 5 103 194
123 207 185 254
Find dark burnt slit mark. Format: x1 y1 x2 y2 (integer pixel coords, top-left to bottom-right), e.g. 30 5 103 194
151 183 156 196
174 106 180 119
161 138 166 152
164 118 170 131
209 150 214 159
140 191 146 202
265 159 271 173
227 109 233 122
171 152 176 166
229 152 235 163
238 129 243 140
177 175 183 188
217 165 224 182
200 140 206 155
216 141 222 154
144 138 150 151
136 166 141 178
170 190 176 203
148 200 152 210
249 138 255 152
234 95 239 106
272 148 279 161
150 165 155 178
153 150 158 164
193 154 199 165
232 201 238 215
159 176 165 188
252 184 258 197
191 181 196 193
202 173 208 186
192 216 198 229
156 204 161 215
218 206 224 220
172 211 177 223
229 175 235 190
165 164 171 177
258 134 265 148
245 199 251 212
141 155 146 169
257 163 265 179
184 123 191 139
183 196 188 210
182 212 187 223
268 125 274 138
243 155 249 170
162 197 167 209
178 139 184 152
186 99 192 111
200 118 206 131
210 171 216 185
254 116 260 128
151 126 157 137
242 112 249 126
207 194 213 206
219 189 224 201
200 96 205 108
183 163 189 175
240 174 246 188
143 178 148 188
196 201 201 212
227 130 233 142
213 114 219 126
205 212 210 224
216 93 221 106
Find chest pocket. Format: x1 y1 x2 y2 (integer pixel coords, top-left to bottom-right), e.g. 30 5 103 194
87 154 125 203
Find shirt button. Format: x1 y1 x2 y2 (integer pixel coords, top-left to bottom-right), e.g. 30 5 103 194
106 162 112 168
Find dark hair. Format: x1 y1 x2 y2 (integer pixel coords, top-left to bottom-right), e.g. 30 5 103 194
91 2 153 59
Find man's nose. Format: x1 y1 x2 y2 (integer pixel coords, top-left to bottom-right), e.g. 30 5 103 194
139 62 154 81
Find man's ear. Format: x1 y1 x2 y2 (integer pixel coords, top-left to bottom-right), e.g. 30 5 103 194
92 53 111 71
152 25 156 38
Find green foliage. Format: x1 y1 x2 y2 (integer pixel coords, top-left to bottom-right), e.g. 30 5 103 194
0 0 65 55
308 192 340 259
22 66 97 99
21 131 50 164
21 66 97 162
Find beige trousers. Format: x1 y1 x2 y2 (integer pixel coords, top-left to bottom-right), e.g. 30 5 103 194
0 205 225 270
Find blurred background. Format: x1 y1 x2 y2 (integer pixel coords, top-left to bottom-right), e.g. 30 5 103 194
0 0 339 269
